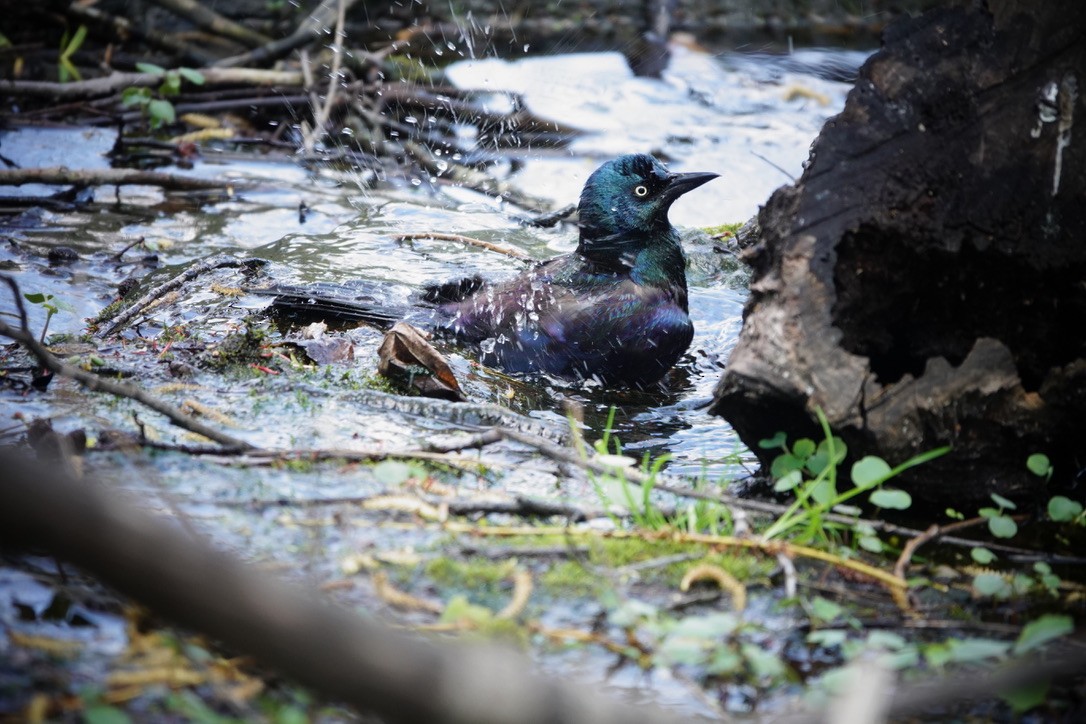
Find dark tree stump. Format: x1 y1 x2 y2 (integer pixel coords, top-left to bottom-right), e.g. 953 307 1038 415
709 2 1086 503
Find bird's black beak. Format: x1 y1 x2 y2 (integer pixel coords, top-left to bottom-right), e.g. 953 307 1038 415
662 171 719 203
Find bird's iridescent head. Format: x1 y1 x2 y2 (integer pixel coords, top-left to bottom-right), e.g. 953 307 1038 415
577 154 718 246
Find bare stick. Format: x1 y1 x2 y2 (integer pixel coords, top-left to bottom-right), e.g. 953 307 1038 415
392 232 531 260
892 515 1009 579
0 279 251 450
97 255 256 338
302 0 347 154
146 0 272 48
0 68 304 100
0 167 241 191
0 450 684 724
214 0 365 68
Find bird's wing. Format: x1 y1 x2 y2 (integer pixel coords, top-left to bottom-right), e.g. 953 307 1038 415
443 268 692 382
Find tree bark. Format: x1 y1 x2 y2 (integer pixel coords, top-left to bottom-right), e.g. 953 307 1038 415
709 2 1086 502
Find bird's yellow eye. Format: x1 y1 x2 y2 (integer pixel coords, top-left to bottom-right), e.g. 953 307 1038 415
634 185 649 197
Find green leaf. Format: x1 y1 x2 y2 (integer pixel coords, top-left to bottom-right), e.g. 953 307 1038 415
945 507 964 520
1001 681 1049 714
63 25 88 57
121 87 151 106
1013 614 1074 655
792 438 816 460
945 637 1011 663
741 643 787 681
23 292 47 303
819 436 847 463
973 572 1011 598
808 477 837 506
657 636 709 667
923 641 952 667
1047 495 1083 522
858 535 883 553
440 595 493 626
773 469 803 493
273 706 310 724
758 431 787 449
160 72 182 96
147 99 176 127
990 492 1017 510
851 456 891 489
609 600 656 628
136 61 166 75
807 629 847 648
372 460 412 485
866 630 907 651
666 613 739 639
970 547 996 565
1026 453 1052 477
770 453 804 480
84 706 132 724
706 647 743 675
178 67 206 85
987 515 1018 539
809 596 844 623
869 488 912 510
807 436 847 475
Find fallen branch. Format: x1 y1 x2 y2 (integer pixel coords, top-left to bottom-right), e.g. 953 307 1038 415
892 515 996 580
301 0 347 154
0 68 304 100
147 0 272 49
214 0 365 68
0 167 241 191
97 255 259 338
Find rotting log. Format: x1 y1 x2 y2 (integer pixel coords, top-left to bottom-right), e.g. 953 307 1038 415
709 2 1086 503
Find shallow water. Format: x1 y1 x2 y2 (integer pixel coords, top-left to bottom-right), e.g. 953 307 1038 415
1 47 865 491
0 46 862 714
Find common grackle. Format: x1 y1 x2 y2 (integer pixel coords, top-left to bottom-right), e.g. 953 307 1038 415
267 154 718 387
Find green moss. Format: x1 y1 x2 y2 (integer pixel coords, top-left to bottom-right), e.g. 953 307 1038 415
701 221 743 237
425 556 518 592
202 321 270 370
540 561 599 593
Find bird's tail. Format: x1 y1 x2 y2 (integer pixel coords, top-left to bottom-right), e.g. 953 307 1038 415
252 283 407 329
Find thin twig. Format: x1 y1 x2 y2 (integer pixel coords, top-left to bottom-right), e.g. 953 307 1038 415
146 0 272 48
392 233 531 260
0 167 242 191
303 0 347 155
214 0 365 68
97 255 259 338
0 68 304 99
893 514 1024 580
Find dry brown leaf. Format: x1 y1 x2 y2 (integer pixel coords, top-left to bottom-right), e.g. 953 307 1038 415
377 321 464 401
